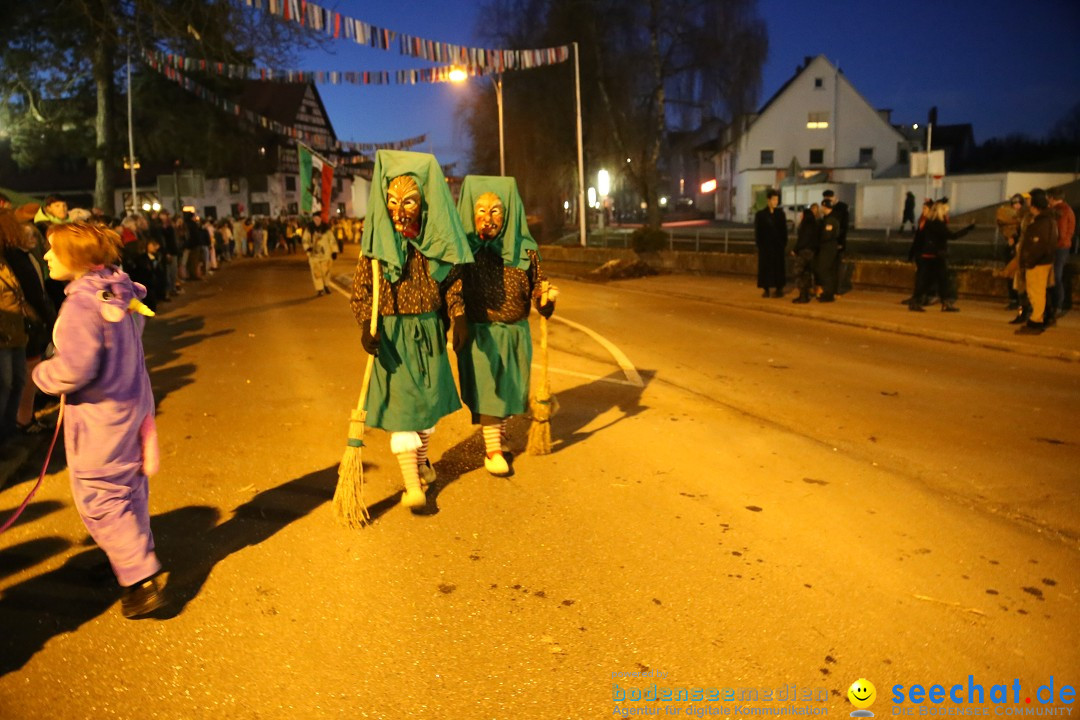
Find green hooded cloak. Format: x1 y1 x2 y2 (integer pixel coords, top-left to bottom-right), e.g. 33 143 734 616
456 175 538 272
362 149 473 284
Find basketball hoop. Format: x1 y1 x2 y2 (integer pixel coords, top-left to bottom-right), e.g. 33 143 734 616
932 175 944 189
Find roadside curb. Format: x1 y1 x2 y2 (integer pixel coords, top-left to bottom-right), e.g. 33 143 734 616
548 270 1080 364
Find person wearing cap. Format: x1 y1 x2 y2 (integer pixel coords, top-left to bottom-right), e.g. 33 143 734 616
1016 189 1058 334
821 189 849 294
754 188 788 298
350 150 473 509
447 175 554 477
1047 188 1075 322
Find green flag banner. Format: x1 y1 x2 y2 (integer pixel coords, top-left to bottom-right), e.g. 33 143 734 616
299 142 335 222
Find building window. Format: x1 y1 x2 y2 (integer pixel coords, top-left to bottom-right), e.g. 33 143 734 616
229 178 241 194
204 206 217 220
760 149 774 165
230 203 242 217
809 149 824 165
898 147 910 164
251 202 271 216
814 77 823 89
807 112 829 129
285 175 297 192
859 147 874 164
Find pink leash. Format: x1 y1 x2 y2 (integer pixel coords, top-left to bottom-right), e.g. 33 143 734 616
0 396 65 534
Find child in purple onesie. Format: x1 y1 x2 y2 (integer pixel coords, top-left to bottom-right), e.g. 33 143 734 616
34 222 165 619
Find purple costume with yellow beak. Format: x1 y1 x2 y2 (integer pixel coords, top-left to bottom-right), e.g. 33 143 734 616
32 267 160 587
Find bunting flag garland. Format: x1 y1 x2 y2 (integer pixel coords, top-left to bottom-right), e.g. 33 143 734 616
149 51 490 86
141 50 426 153
238 0 570 71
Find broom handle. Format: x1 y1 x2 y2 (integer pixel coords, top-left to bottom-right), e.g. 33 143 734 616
354 258 381 414
539 280 550 392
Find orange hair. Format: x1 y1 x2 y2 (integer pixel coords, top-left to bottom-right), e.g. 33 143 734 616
47 222 121 270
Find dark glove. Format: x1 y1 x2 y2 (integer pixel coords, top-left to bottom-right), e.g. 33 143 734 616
361 323 380 356
451 314 469 353
538 300 555 319
331 253 338 260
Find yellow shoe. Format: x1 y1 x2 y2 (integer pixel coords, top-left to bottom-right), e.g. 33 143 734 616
484 451 510 477
401 485 427 508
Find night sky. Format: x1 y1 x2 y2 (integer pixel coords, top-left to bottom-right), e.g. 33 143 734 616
297 0 1080 167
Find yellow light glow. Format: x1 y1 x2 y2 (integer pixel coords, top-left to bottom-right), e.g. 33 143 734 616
806 121 830 129
700 179 717 193
448 67 468 83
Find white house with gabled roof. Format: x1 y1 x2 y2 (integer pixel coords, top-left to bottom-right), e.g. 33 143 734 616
710 55 915 223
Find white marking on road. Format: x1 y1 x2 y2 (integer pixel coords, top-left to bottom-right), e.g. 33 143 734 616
549 316 643 387
329 278 351 299
534 364 640 387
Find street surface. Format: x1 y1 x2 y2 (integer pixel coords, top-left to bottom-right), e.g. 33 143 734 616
0 249 1077 719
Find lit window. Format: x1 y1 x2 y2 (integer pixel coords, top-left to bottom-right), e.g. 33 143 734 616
700 179 717 193
807 112 830 129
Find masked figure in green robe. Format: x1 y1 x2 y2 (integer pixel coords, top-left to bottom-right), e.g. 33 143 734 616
446 176 555 477
350 150 473 508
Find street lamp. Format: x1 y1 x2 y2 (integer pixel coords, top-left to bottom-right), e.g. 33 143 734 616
449 44 587 248
597 169 610 231
449 67 505 177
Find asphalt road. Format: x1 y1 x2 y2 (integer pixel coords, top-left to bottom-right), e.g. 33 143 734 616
0 253 1077 719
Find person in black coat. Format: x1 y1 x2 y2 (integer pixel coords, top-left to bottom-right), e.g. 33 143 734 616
754 188 788 297
909 198 974 312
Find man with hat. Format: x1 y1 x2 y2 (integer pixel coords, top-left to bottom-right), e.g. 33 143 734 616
753 188 788 298
821 189 848 297
815 199 840 302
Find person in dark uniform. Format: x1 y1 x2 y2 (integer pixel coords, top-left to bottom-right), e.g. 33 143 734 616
822 189 849 295
754 188 788 298
815 200 839 302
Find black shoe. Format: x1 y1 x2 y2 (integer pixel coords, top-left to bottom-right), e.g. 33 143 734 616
121 573 167 619
761 289 770 298
1005 302 1020 310
792 295 811 304
772 289 784 298
817 295 835 303
942 303 960 312
1008 313 1030 325
908 303 925 312
1015 322 1044 335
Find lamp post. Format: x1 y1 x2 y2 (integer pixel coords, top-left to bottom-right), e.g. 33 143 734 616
126 50 138 215
597 168 610 232
450 43 586 247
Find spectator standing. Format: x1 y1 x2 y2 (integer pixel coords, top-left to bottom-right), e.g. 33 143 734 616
1016 189 1058 334
0 211 31 443
822 189 849 292
1047 188 1075 321
910 199 973 312
900 191 916 233
791 204 819 304
816 200 839 302
996 194 1026 310
753 188 787 298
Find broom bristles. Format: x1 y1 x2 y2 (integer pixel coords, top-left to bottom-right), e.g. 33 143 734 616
526 390 557 455
333 415 371 528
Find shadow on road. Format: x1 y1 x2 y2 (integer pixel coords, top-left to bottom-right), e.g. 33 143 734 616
410 369 653 517
143 313 234 412
0 464 337 676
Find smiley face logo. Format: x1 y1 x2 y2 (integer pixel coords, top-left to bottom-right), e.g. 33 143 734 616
848 678 877 709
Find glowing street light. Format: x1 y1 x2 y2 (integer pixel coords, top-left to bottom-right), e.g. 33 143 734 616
448 67 468 83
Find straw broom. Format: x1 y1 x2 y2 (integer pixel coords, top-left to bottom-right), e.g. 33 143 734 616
526 281 559 455
333 259 380 528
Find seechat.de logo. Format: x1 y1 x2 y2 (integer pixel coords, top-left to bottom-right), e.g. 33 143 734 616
850 678 878 718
